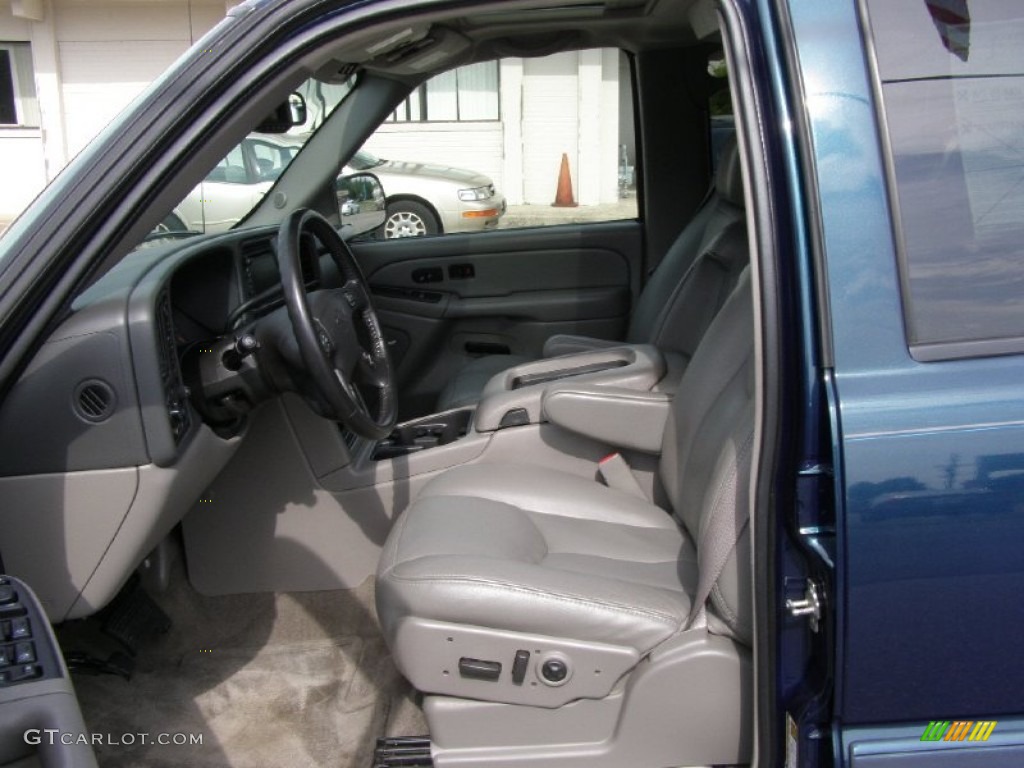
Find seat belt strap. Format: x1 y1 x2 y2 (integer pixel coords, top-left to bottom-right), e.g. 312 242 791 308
685 430 754 631
597 452 647 500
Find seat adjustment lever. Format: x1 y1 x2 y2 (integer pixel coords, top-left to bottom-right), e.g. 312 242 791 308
511 650 530 684
458 657 502 681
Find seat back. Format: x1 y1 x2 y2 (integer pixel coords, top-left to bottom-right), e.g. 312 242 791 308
658 267 755 642
627 136 747 367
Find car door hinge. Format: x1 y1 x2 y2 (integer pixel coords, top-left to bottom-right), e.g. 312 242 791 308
785 580 823 633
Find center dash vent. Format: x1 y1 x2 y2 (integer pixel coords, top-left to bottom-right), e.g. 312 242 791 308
74 380 117 423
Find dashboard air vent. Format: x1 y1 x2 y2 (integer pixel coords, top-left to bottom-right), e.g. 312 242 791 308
156 289 191 443
74 380 116 423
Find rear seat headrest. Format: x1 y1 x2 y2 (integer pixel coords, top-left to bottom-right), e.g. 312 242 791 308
715 135 744 208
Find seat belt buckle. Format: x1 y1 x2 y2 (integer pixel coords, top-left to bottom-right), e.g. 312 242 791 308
597 452 647 500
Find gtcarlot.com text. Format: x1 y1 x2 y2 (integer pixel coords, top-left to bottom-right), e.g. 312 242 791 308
24 730 203 747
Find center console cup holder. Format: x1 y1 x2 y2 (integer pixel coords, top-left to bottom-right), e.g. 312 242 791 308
372 409 472 460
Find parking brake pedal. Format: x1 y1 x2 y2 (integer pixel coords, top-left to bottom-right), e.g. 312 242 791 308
373 736 433 768
99 576 171 655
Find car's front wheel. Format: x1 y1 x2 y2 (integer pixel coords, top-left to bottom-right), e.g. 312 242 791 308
384 200 439 239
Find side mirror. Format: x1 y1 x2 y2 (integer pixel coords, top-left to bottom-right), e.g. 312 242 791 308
255 93 307 133
336 172 386 237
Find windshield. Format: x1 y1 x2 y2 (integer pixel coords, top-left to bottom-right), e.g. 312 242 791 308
140 76 354 247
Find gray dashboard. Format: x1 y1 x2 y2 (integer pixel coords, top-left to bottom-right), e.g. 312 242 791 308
0 226 306 477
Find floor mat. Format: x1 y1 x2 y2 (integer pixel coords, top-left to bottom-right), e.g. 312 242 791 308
69 565 410 768
76 637 395 767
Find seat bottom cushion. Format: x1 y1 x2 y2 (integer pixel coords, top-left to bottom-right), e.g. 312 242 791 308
376 464 696 655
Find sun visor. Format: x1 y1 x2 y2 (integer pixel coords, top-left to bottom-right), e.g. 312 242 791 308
366 26 473 76
688 0 720 41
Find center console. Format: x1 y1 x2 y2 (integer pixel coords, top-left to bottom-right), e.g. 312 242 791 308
372 409 473 460
364 345 666 466
472 344 667 433
364 344 667 466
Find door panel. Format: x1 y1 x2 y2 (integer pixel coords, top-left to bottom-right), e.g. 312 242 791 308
351 220 643 417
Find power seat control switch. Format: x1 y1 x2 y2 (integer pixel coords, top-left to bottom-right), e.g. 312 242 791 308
511 650 530 685
458 657 502 681
541 658 569 684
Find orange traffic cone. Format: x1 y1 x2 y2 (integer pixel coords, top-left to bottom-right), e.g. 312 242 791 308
552 153 578 208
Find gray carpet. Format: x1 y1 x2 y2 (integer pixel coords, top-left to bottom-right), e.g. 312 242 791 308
69 558 425 768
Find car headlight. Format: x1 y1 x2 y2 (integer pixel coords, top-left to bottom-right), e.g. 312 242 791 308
458 185 492 202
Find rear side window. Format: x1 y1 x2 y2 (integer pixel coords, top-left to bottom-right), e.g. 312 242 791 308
863 0 1024 360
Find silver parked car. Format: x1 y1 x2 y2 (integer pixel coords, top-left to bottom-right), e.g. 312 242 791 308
346 149 505 237
167 136 504 238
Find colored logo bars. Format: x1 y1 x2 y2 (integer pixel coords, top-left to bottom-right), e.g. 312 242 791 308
921 721 997 743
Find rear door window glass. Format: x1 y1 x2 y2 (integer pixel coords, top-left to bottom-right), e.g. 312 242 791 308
863 0 1024 358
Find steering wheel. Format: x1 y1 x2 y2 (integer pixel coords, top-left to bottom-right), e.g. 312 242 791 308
276 208 396 440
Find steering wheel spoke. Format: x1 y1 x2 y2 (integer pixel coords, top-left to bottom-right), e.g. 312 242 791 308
276 209 397 439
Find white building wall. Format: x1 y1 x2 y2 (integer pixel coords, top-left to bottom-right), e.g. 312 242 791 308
521 50 578 205
0 0 225 222
516 48 620 206
0 5 46 219
499 57 523 205
361 122 505 194
54 2 220 158
362 49 623 208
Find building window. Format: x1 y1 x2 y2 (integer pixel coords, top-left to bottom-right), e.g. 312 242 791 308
0 43 40 128
389 61 499 122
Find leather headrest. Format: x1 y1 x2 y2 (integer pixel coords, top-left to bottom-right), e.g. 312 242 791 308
714 134 744 207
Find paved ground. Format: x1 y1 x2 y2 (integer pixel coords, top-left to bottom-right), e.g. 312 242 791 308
500 196 638 229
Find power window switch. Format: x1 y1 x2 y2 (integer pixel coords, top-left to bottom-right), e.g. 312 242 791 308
9 618 29 640
14 642 35 665
0 601 26 619
7 664 41 683
0 646 9 666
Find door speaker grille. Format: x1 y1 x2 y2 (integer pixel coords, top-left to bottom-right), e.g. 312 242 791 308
74 380 116 423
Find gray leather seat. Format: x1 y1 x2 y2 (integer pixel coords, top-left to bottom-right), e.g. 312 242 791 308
379 463 698 652
436 136 747 411
378 269 754 703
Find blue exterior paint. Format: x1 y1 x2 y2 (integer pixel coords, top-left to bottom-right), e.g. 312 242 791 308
786 0 1024 729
